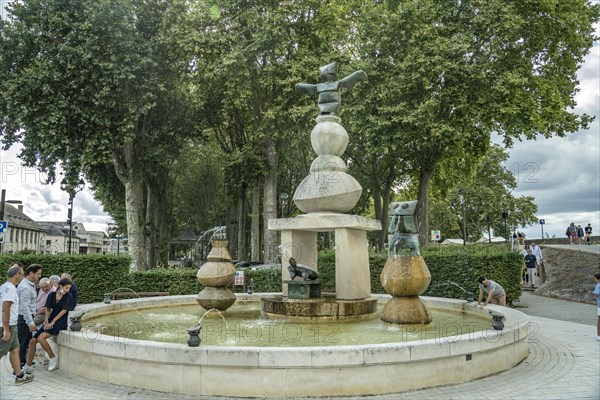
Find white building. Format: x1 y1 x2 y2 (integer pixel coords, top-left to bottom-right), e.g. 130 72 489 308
38 222 80 254
0 203 46 254
71 222 107 254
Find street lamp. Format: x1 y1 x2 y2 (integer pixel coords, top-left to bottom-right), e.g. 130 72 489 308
279 193 289 218
458 187 467 246
62 179 85 254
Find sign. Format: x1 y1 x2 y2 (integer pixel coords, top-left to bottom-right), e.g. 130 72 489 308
431 230 441 241
234 270 245 286
0 220 7 233
539 219 545 225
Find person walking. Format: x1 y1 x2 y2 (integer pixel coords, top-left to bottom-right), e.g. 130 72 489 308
0 262 34 385
567 223 578 244
530 242 543 279
524 249 537 288
477 276 506 307
577 225 585 245
594 272 600 341
17 264 42 369
584 223 593 245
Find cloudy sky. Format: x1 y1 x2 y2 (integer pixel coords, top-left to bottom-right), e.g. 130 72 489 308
0 15 598 239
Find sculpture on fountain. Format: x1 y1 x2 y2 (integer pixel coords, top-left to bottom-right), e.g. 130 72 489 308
380 201 432 324
196 230 236 311
266 62 381 319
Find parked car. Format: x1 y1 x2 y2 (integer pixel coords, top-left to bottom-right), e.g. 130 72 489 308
234 261 262 270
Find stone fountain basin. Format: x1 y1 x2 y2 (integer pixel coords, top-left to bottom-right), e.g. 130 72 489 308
59 294 531 398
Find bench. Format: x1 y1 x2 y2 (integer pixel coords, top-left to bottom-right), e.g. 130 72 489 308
111 291 169 300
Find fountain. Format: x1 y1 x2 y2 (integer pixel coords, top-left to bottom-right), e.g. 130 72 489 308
52 63 531 398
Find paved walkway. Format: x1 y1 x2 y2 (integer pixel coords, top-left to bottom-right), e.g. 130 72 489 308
2 292 598 400
543 244 600 255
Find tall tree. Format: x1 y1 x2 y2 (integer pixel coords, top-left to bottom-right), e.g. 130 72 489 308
346 0 598 246
188 0 352 262
0 0 200 269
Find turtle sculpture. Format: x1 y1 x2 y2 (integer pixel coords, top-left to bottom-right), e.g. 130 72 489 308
288 257 319 281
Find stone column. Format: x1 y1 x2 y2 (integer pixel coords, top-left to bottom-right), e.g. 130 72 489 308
335 228 371 300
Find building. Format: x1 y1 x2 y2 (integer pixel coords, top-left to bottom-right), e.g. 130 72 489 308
0 203 46 254
71 222 107 254
37 221 107 254
38 222 80 254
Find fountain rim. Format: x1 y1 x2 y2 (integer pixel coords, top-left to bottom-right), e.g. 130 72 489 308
59 293 531 397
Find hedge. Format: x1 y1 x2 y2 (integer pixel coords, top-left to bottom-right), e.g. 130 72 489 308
1 245 522 305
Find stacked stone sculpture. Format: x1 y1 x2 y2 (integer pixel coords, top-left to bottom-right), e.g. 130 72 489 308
380 201 432 324
196 240 236 311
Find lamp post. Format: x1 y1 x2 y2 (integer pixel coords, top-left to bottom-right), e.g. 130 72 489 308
458 187 467 246
279 193 289 218
62 179 85 254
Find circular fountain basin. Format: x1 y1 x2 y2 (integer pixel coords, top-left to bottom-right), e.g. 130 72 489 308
59 294 531 398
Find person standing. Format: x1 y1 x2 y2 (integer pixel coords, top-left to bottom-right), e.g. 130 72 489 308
477 276 506 306
524 249 537 288
594 272 600 341
577 225 584 245
17 264 42 369
0 262 34 385
584 224 593 245
567 222 578 244
530 242 543 278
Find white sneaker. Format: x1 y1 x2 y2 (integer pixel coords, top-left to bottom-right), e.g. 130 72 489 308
22 364 34 375
48 355 58 371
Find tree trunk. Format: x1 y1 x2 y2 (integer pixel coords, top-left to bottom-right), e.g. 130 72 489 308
379 180 393 250
113 141 147 271
262 140 278 263
416 164 436 249
146 180 156 269
250 177 261 262
237 184 247 261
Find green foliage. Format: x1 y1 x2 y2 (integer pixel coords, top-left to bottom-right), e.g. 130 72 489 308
128 269 202 296
0 254 130 304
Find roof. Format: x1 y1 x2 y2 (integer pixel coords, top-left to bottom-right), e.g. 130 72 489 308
2 204 45 231
440 238 465 245
476 236 507 243
38 222 80 239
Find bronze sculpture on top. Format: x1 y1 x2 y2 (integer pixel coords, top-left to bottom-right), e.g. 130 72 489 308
292 62 368 214
295 62 367 116
380 201 432 324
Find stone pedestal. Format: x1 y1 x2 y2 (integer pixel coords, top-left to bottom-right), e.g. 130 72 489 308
286 280 321 299
269 213 381 300
196 240 236 311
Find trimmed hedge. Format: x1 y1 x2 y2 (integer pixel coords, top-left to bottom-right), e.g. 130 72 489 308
1 245 522 305
0 254 130 304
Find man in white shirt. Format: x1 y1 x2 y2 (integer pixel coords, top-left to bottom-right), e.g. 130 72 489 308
1 262 34 385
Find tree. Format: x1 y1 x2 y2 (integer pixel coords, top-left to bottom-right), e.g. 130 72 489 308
0 0 200 269
187 0 353 262
346 0 598 246
427 145 538 242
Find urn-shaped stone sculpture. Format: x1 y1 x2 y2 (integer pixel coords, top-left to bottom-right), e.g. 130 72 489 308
380 201 432 324
196 240 236 311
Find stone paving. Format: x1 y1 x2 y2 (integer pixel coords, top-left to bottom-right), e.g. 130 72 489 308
2 301 598 400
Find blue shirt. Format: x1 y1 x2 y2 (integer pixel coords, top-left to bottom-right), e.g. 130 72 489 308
594 282 600 308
